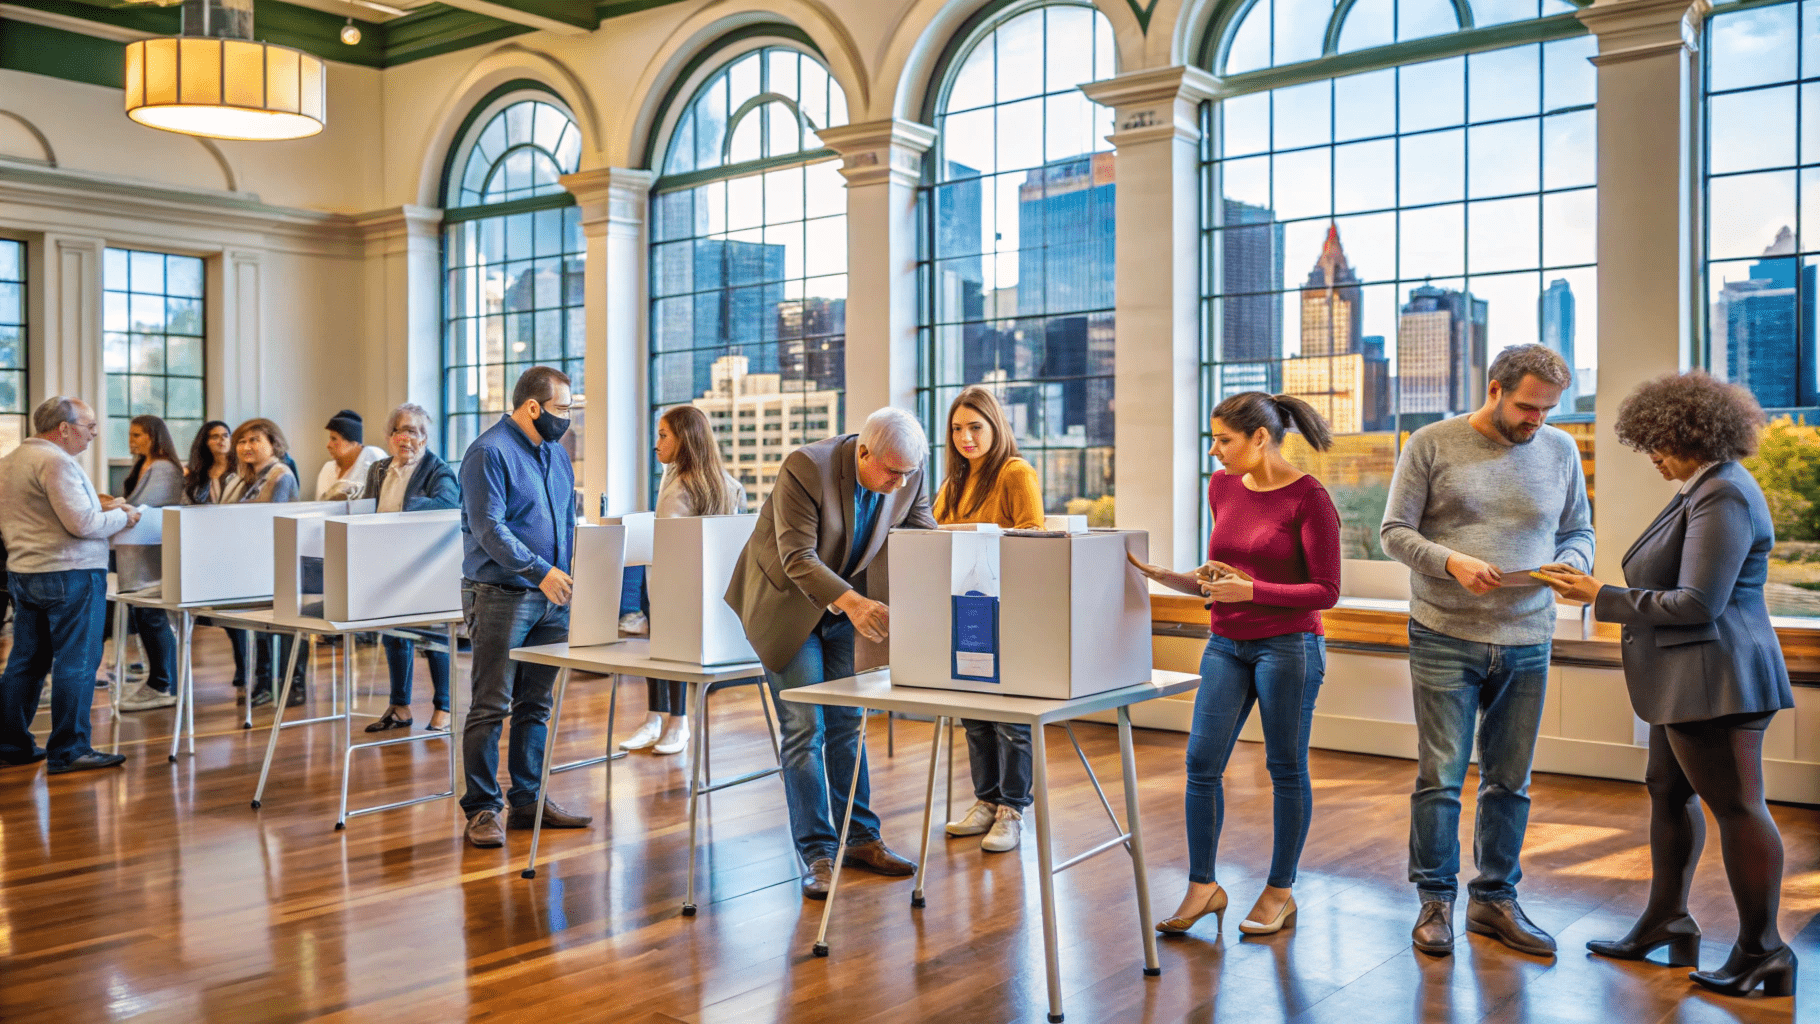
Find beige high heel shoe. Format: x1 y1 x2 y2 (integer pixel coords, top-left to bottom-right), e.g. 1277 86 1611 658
1239 894 1297 935
1158 885 1227 935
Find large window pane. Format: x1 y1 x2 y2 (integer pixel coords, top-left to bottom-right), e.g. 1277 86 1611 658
0 239 23 457
105 249 205 465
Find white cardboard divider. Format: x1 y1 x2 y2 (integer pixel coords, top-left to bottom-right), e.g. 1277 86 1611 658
322 510 462 623
648 515 759 667
161 499 373 605
1044 514 1089 533
112 504 166 592
569 522 629 647
888 528 1153 699
274 512 331 620
602 511 655 566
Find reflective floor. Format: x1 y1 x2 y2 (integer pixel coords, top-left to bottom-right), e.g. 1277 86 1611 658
0 629 1811 1023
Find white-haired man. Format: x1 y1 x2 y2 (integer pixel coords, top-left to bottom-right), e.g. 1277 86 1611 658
726 407 938 899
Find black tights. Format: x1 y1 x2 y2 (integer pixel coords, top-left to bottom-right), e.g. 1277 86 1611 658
1640 713 1784 954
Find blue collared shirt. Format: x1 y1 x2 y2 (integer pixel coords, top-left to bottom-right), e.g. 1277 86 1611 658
460 414 575 588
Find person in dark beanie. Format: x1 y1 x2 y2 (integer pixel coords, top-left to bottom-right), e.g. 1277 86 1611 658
315 409 386 500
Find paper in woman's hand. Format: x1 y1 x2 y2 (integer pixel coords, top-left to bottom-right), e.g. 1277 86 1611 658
1126 552 1214 597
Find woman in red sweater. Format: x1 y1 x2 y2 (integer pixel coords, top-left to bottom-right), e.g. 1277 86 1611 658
1157 392 1342 939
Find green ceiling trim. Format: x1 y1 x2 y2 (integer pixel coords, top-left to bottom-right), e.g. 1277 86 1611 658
0 18 123 90
499 0 599 31
596 0 693 19
1126 0 1160 33
383 5 533 65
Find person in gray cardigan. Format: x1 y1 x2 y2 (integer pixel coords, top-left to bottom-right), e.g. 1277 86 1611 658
1380 343 1593 958
0 396 139 773
1537 372 1795 998
112 415 185 712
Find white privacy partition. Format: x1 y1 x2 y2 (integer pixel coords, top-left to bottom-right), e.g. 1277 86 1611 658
569 522 629 646
274 512 331 620
321 510 462 624
603 511 655 566
161 500 372 604
888 528 1154 699
648 515 758 667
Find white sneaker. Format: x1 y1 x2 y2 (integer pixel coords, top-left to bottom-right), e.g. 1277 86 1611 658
982 805 1022 853
618 612 649 637
653 719 690 755
117 682 178 712
946 800 997 837
620 713 663 751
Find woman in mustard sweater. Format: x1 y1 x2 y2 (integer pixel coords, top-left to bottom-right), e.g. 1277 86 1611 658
935 386 1044 853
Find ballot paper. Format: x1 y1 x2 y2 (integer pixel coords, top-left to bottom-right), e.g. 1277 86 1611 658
950 531 1001 683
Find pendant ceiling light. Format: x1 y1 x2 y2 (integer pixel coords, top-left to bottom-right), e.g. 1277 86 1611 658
124 0 325 141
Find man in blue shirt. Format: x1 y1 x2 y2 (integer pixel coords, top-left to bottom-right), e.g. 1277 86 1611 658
458 366 587 848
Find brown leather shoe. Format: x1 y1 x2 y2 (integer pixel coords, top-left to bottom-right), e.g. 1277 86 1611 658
802 858 834 900
1466 897 1557 956
507 797 593 830
466 809 506 848
1413 898 1454 956
844 839 916 877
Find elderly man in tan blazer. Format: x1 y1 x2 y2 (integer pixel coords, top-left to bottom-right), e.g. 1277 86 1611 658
726 406 938 899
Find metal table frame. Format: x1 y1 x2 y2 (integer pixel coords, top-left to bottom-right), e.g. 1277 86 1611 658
106 587 271 760
507 639 779 909
206 606 463 829
781 669 1198 1024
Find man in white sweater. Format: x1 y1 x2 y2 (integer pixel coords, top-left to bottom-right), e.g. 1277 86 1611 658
0 397 141 774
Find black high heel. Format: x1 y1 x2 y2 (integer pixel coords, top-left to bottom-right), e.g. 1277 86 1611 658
1689 944 1797 998
1586 915 1701 967
364 707 413 733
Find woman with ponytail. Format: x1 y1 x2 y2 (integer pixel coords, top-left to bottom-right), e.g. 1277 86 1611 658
1156 392 1342 940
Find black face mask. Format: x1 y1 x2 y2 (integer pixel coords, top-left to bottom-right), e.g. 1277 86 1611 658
532 406 570 443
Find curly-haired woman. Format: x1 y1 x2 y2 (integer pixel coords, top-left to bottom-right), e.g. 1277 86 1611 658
1536 371 1795 998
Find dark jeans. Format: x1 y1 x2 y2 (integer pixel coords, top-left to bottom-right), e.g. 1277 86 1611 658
647 677 685 715
383 634 450 713
131 606 178 694
765 615 881 866
223 628 304 692
1407 620 1551 901
459 581 568 815
0 569 107 765
962 720 1032 810
1185 632 1326 888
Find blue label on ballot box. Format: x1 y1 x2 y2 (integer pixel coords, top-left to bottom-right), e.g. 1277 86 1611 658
952 591 1000 683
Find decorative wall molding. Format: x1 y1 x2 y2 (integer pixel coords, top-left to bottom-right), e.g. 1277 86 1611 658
1079 64 1219 147
815 118 938 190
1576 0 1707 61
561 167 655 234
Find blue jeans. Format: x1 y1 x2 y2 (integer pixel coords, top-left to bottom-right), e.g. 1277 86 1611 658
383 634 450 713
0 569 106 765
963 720 1032 810
765 615 881 866
1185 632 1326 888
1407 620 1551 901
459 581 569 815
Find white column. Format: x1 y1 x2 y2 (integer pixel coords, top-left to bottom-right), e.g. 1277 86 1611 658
562 168 653 519
1577 0 1706 581
1082 67 1219 572
816 119 938 423
355 205 443 430
32 233 105 478
209 248 264 428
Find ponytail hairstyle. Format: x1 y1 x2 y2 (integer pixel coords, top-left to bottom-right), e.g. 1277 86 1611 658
1209 392 1335 453
659 404 740 516
938 385 1020 520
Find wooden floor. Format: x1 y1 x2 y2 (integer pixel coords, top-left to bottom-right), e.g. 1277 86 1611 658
0 629 1811 1024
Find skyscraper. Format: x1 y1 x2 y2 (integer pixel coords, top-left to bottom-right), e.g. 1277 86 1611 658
1281 226 1379 432
1715 226 1818 411
1300 225 1361 358
1219 199 1283 381
1398 283 1487 416
1539 279 1576 410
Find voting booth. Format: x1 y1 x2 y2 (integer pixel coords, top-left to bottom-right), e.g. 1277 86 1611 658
888 528 1153 699
648 515 758 667
161 499 372 604
321 510 462 623
111 504 166 593
568 522 630 646
274 512 331 619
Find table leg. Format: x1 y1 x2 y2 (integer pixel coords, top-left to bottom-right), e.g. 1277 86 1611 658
759 683 781 765
253 629 306 810
335 632 356 829
166 611 189 764
944 720 955 827
240 631 254 730
811 708 869 958
181 612 195 756
446 624 460 799
603 671 619 798
1119 707 1161 977
520 666 571 878
911 715 947 909
682 679 708 915
1030 723 1064 1022
111 599 127 715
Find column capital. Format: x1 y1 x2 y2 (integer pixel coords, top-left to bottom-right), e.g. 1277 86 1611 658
815 118 938 189
1080 65 1220 148
560 168 655 230
1577 0 1708 65
353 205 442 255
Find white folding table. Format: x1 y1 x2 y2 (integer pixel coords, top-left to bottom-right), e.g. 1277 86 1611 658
106 584 269 759
206 605 463 829
506 639 776 910
780 668 1198 1024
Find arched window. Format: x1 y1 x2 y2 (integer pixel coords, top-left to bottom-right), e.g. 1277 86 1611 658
649 43 849 511
1703 0 1819 618
442 94 585 463
918 1 1118 518
1201 2 1596 559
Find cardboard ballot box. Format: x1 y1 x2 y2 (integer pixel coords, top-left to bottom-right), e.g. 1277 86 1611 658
568 522 629 647
321 510 462 623
161 499 373 604
648 515 758 667
888 528 1153 699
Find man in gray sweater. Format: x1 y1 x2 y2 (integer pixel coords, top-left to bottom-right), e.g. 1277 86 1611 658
0 397 141 774
1380 344 1594 958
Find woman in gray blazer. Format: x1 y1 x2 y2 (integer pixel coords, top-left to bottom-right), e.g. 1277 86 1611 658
1538 371 1795 998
